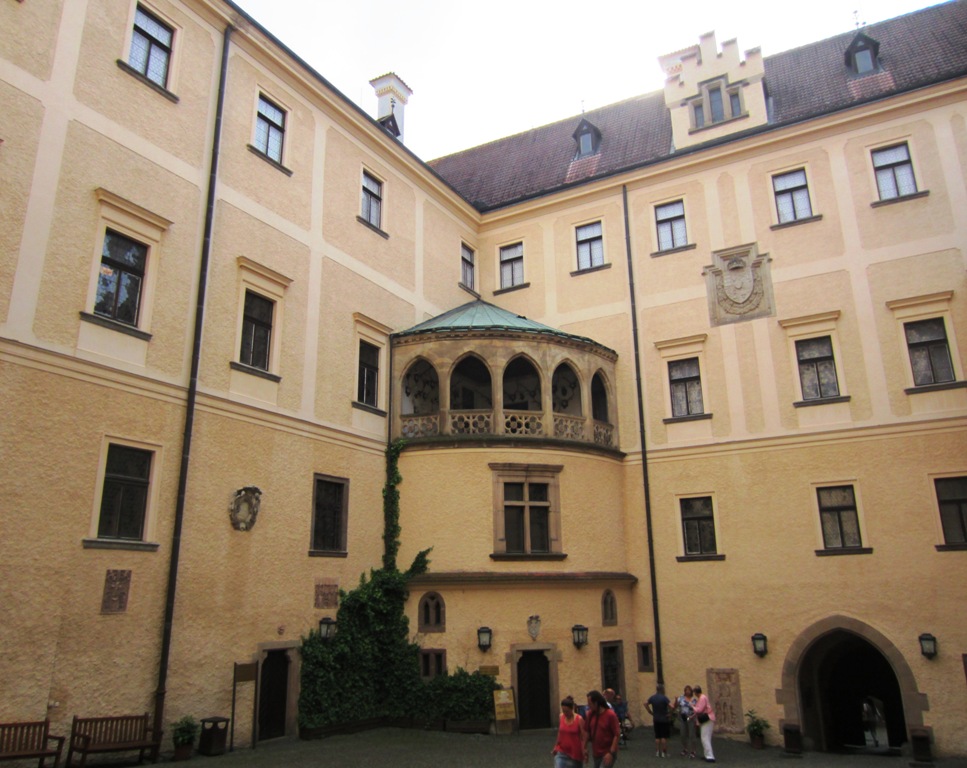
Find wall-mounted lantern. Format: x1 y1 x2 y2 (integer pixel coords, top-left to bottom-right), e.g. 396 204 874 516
318 616 337 640
918 633 937 659
477 626 493 651
751 632 768 657
572 624 589 648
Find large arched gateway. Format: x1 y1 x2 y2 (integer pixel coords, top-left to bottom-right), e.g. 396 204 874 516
777 616 929 754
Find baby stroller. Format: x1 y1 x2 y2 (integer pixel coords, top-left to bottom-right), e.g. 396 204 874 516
614 698 634 745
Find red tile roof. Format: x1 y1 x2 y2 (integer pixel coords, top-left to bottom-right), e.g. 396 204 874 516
428 1 967 211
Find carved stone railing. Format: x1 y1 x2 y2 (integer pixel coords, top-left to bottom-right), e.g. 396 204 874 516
450 410 493 435
593 420 615 447
553 414 585 441
503 411 544 437
400 414 439 438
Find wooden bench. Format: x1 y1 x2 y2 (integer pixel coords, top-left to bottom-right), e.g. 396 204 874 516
0 719 65 767
66 714 160 767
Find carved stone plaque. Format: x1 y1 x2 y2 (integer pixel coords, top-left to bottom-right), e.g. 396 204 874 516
314 581 339 609
229 486 262 531
707 668 743 733
101 569 132 614
703 243 775 326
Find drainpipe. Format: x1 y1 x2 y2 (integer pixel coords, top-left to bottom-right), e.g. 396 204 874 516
154 23 233 737
621 184 664 684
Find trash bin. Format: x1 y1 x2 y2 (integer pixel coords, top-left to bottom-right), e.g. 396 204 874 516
782 723 803 755
198 717 229 756
910 727 933 764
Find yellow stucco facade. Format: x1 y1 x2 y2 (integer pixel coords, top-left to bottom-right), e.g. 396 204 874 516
1 0 965 759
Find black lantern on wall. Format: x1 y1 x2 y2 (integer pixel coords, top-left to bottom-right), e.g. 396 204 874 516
571 624 589 648
318 616 337 639
918 633 937 659
751 632 768 657
477 626 493 651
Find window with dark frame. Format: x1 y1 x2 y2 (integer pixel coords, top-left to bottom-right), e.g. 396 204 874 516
656 201 687 251
637 642 655 673
98 444 152 541
576 222 604 271
773 169 813 223
872 143 918 200
94 229 147 327
461 243 475 289
709 87 725 122
499 242 524 289
669 357 704 417
418 592 446 632
817 485 862 549
936 477 967 545
420 650 446 680
602 589 617 626
693 103 705 129
311 476 348 553
357 340 380 407
690 80 742 129
904 318 955 386
361 171 382 228
128 5 173 88
503 481 550 554
680 496 717 556
254 94 285 164
239 290 273 371
796 336 840 400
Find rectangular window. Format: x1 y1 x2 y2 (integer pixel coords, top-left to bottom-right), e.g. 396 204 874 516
655 201 687 251
872 143 918 200
128 5 173 88
692 102 705 129
254 94 285 163
668 358 703 417
98 444 152 540
94 229 147 326
708 87 725 123
904 318 954 386
576 222 604 271
637 642 655 673
420 650 446 680
504 481 550 553
773 169 813 223
817 485 862 549
729 91 742 117
361 171 382 228
680 496 716 555
796 336 840 400
357 340 379 407
239 290 274 371
311 476 348 553
499 242 524 289
936 477 967 545
461 243 475 289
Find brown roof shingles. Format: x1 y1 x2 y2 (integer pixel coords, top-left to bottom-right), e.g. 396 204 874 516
429 1 967 211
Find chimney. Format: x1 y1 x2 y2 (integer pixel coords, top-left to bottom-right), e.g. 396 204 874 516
369 72 412 141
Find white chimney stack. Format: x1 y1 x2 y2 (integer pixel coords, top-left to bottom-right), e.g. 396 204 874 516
369 72 412 141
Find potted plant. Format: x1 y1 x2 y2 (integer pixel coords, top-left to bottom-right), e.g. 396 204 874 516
171 715 200 760
745 709 771 749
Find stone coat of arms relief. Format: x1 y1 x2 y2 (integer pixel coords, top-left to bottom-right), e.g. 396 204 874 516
703 243 775 326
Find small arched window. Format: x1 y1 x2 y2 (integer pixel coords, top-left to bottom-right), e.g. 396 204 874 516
602 589 617 626
418 592 445 632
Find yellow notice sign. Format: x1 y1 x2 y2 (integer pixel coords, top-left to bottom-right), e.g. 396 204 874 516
493 688 517 722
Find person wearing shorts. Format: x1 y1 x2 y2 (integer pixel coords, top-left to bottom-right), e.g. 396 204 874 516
646 684 673 758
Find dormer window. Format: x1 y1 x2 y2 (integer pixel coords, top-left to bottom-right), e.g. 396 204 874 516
845 32 880 75
689 78 744 131
572 119 602 158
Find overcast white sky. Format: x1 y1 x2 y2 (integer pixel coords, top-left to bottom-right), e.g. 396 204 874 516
233 0 940 161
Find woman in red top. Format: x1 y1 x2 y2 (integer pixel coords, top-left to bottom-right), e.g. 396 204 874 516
552 696 588 768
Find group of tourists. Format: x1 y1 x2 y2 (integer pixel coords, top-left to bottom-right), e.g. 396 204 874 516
552 684 716 768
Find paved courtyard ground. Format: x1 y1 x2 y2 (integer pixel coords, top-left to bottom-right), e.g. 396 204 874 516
192 726 967 768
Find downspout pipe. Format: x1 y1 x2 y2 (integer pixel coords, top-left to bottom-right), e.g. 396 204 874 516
621 184 664 684
154 23 233 736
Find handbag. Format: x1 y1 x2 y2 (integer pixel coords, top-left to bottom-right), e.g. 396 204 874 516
697 712 710 724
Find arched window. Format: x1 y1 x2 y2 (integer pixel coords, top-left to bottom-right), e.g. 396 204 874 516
401 359 439 416
592 372 609 423
552 363 582 415
602 589 617 626
503 357 542 411
418 592 445 633
450 355 492 410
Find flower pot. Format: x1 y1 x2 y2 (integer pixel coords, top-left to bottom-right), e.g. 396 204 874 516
750 734 765 749
173 742 194 761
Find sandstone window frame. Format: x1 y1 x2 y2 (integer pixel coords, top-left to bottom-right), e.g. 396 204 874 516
656 334 711 423
654 199 689 253
359 169 386 234
688 77 745 132
575 220 605 272
231 257 291 383
420 649 447 680
460 242 476 291
489 463 565 560
353 314 390 415
497 241 526 292
771 167 818 226
81 188 171 342
84 436 163 552
779 311 850 407
310 474 349 557
813 483 871 556
418 592 446 633
870 141 927 204
117 2 181 101
933 475 967 550
886 292 963 393
676 494 722 560
249 90 292 174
